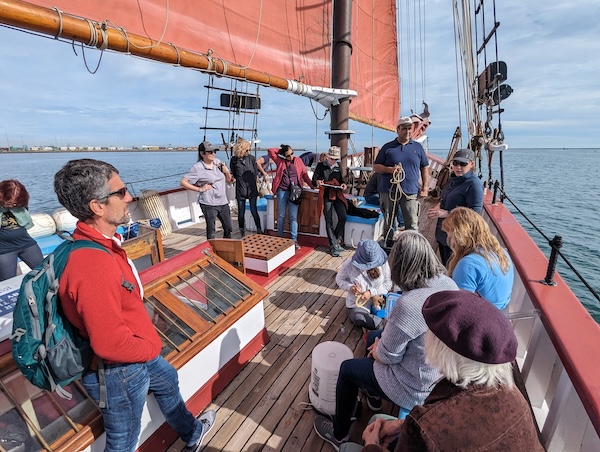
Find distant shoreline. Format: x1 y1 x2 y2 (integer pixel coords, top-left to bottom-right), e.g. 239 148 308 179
0 148 196 154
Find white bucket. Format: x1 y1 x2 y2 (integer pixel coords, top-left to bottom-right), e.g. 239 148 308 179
28 213 56 238
309 341 353 415
52 208 78 232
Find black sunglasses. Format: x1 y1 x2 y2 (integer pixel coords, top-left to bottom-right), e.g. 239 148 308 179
202 150 215 154
285 151 294 157
99 186 128 200
451 160 469 167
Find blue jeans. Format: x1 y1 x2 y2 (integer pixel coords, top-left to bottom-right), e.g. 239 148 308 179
82 356 202 452
199 203 232 240
237 197 262 232
276 189 299 241
0 243 44 281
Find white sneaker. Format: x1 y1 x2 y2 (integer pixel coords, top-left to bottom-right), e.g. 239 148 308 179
185 410 216 452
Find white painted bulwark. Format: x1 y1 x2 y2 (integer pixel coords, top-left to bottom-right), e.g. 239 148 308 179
85 300 266 451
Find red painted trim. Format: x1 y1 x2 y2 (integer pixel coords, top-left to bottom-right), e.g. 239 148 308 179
483 193 600 437
245 245 312 286
137 327 270 452
139 242 212 284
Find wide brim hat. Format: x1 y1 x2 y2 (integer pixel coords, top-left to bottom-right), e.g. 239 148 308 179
326 146 341 160
352 240 388 271
422 289 517 364
452 149 475 163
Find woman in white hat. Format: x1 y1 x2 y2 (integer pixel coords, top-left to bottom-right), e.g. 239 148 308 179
335 240 392 330
312 145 348 257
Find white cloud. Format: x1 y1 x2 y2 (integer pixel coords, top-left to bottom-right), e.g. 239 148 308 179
1 0 599 150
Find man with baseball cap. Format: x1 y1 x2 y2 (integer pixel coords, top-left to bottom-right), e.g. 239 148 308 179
373 116 429 240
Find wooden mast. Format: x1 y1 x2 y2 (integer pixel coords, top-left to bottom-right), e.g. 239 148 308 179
330 0 353 173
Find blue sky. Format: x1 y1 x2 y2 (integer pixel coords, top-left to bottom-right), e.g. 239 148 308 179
1 0 599 151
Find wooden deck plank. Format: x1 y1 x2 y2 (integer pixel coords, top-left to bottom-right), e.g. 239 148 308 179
161 213 413 451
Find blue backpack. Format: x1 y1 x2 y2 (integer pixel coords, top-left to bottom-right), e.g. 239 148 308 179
11 239 109 401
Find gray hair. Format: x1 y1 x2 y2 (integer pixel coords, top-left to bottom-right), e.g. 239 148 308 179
54 159 118 221
388 230 445 291
424 330 515 389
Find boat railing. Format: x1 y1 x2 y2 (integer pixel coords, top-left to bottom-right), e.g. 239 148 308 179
483 194 600 451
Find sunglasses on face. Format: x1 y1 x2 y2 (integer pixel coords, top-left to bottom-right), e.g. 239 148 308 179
451 160 469 167
285 152 294 158
203 150 215 154
99 186 128 200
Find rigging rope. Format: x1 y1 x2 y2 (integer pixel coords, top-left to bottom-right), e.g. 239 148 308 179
499 187 600 304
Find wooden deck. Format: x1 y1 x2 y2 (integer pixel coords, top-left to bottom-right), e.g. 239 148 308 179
156 201 440 452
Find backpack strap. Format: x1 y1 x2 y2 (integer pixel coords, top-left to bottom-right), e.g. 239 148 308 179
65 239 112 408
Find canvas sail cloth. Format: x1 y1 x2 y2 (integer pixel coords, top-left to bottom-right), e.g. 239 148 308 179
3 0 399 131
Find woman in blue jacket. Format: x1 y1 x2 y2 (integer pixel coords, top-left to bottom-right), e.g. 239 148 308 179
442 207 514 312
427 149 483 265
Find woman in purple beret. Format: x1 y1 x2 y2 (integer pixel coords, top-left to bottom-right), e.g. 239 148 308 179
353 290 543 452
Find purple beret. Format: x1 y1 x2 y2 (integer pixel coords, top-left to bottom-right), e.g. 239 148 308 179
422 290 517 364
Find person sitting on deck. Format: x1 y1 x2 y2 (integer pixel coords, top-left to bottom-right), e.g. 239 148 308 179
336 240 392 330
314 231 457 450
345 290 543 452
442 206 514 313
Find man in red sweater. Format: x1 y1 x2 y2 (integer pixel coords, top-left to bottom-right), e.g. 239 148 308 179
54 159 215 452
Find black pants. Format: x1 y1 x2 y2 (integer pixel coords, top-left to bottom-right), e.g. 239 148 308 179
200 203 232 239
324 198 347 246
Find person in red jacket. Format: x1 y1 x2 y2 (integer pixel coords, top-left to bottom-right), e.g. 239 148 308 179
268 145 314 249
54 159 215 452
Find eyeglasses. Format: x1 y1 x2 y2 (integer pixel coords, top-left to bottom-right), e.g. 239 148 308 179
285 152 294 158
451 160 469 167
203 150 215 154
99 186 128 200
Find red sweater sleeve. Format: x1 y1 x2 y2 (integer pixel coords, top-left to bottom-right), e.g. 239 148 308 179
59 248 162 363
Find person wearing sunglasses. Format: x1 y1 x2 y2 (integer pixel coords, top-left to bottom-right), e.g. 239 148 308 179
427 148 483 265
268 144 315 249
54 159 216 452
181 141 234 240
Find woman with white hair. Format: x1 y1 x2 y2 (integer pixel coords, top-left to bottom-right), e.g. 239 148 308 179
355 289 543 451
314 231 458 450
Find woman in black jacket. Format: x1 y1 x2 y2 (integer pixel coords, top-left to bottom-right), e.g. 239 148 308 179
312 146 347 256
230 138 262 236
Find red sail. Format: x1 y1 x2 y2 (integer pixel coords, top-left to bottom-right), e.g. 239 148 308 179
16 0 399 130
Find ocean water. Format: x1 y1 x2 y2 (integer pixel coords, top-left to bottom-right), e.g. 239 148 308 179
2 148 599 322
